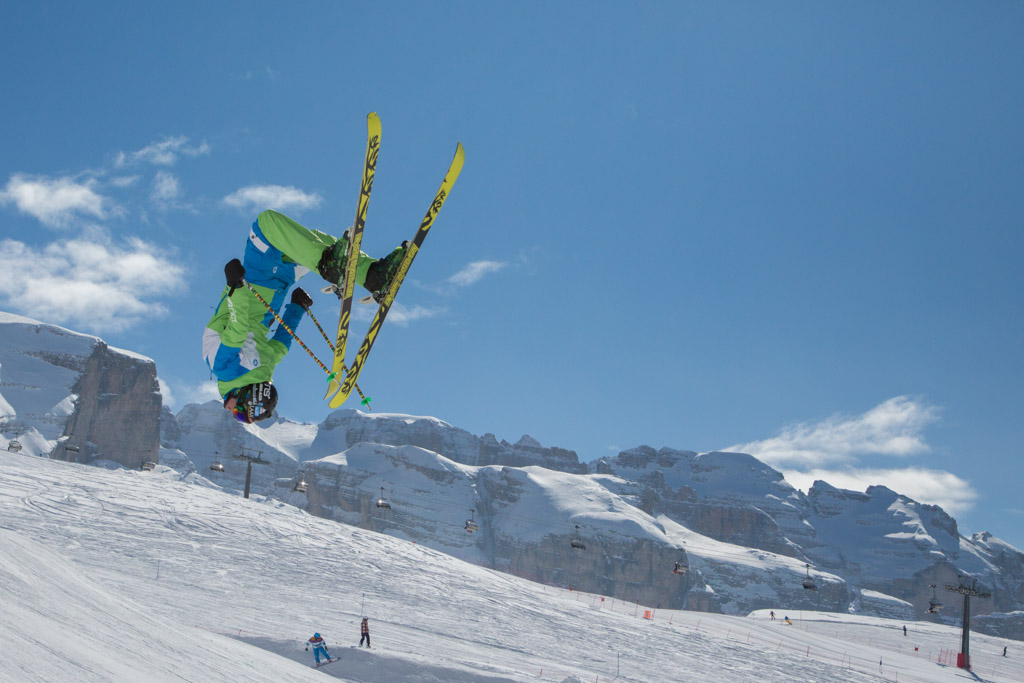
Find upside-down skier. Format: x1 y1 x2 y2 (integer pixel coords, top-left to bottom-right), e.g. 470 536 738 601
202 209 405 422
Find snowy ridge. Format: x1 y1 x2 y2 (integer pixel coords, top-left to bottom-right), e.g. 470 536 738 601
159 401 1024 621
2 450 1022 683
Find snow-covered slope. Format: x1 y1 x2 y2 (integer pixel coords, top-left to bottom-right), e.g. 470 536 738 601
2 450 1022 683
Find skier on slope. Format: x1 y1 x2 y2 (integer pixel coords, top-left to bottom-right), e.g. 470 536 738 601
306 631 333 665
359 616 371 648
203 209 406 422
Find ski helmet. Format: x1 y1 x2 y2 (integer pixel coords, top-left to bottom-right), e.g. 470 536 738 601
229 382 278 423
313 632 320 638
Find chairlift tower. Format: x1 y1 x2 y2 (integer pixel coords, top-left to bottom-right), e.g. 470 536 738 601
232 448 268 499
944 575 991 669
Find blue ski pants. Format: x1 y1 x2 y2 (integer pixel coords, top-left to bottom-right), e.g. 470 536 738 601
313 645 329 662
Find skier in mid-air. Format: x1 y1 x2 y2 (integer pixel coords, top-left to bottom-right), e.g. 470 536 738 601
203 209 406 422
306 631 333 665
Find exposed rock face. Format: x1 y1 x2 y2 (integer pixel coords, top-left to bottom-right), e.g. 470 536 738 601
295 443 696 608
974 611 1024 641
596 447 1024 627
57 342 162 469
313 410 586 473
0 313 160 469
600 447 810 558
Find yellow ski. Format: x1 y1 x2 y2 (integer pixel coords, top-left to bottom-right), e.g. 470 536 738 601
328 142 464 408
324 112 381 400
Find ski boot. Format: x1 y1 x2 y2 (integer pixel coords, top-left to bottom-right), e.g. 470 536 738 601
363 241 409 303
316 235 350 287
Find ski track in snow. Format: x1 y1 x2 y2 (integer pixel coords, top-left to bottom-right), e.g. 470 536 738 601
1 451 1022 683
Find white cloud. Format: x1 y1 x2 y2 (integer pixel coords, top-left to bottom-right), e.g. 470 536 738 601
221 185 323 214
782 467 977 517
733 397 970 514
109 175 141 188
0 173 109 228
353 302 445 327
157 378 175 408
0 235 186 333
159 378 221 411
115 136 210 167
387 303 445 326
445 260 508 288
150 171 181 205
729 396 939 468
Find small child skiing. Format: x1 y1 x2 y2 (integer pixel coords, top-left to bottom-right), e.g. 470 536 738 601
770 610 775 620
306 632 332 665
359 617 371 648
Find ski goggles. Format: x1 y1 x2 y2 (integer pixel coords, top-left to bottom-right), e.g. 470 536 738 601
230 403 252 424
225 386 256 424
225 383 274 423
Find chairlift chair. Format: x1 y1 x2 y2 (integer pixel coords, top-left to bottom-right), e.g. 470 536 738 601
7 439 22 453
210 461 225 472
465 509 479 533
673 559 689 575
927 584 943 614
141 462 156 471
376 486 391 510
294 479 308 493
570 525 586 551
65 444 80 453
802 563 817 590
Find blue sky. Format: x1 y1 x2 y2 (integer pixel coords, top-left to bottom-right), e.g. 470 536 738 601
1 2 1022 548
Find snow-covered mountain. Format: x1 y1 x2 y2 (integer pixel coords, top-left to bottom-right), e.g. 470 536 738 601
3 310 1024 641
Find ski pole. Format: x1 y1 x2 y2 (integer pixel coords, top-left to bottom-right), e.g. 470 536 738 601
244 283 367 403
304 307 373 410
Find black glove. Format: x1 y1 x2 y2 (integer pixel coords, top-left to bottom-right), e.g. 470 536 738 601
291 287 313 309
305 647 309 651
224 259 245 295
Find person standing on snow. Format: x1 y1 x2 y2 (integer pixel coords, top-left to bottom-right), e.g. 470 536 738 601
770 610 775 620
306 632 332 665
203 209 406 422
359 617 371 648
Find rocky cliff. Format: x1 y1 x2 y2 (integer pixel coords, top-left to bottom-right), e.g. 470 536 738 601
596 446 1024 624
0 312 161 468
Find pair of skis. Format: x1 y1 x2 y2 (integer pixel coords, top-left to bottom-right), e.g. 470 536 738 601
324 113 465 409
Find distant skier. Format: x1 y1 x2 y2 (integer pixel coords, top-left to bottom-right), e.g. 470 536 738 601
203 209 406 421
306 632 332 665
770 610 775 620
359 616 371 648
903 625 907 636
784 616 792 625
1004 646 1008 657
